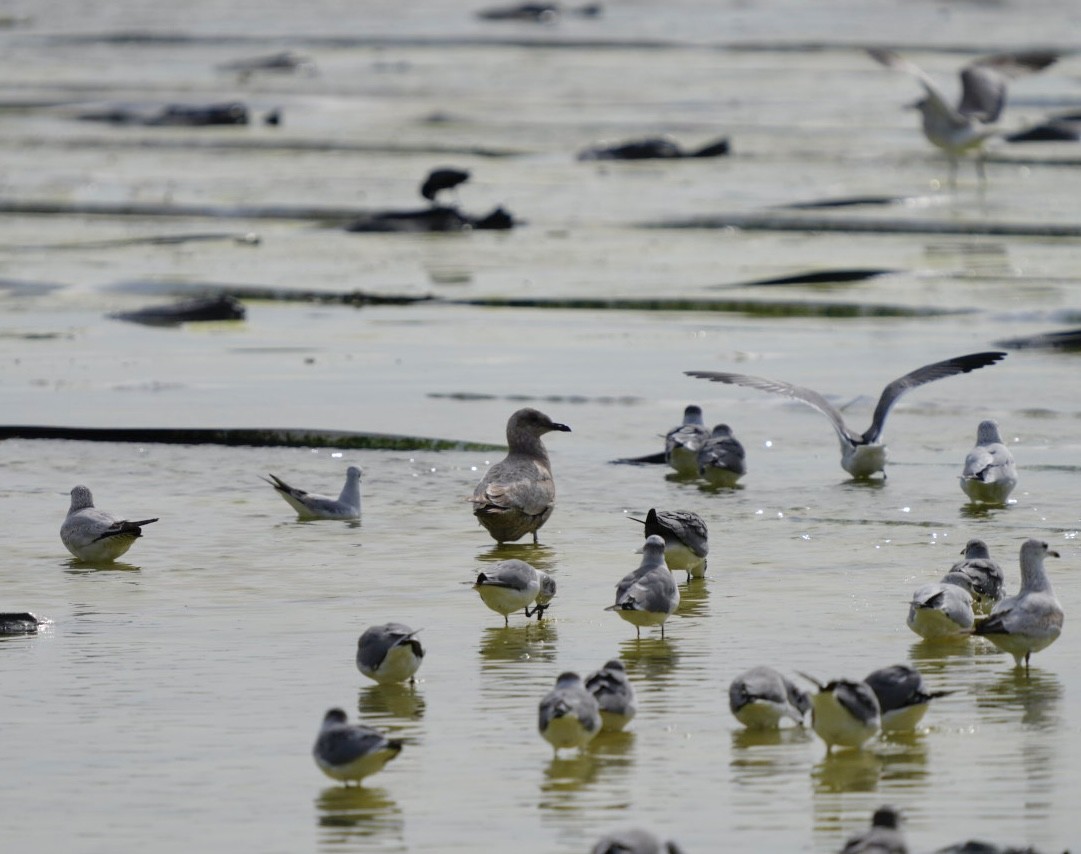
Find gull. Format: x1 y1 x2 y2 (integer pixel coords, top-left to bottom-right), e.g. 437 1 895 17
312 708 403 786
538 671 601 756
959 420 1017 505
728 666 810 730
974 539 1064 670
355 623 425 685
630 507 709 580
471 408 570 544
907 582 974 641
799 674 881 753
664 405 709 476
60 485 158 563
863 664 952 732
841 806 907 854
868 48 1058 184
606 535 680 638
696 423 747 487
420 167 469 206
472 559 556 625
261 466 361 520
941 538 1006 613
686 351 1007 480
585 659 638 732
591 829 685 854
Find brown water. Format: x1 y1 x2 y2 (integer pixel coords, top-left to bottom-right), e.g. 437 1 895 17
1 2 1080 852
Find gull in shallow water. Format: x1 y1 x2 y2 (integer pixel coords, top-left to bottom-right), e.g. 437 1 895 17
864 664 952 732
696 423 747 487
959 420 1017 505
686 351 1006 479
471 408 570 544
356 623 425 685
630 507 709 580
799 674 881 753
907 581 974 641
60 485 158 563
606 535 680 638
728 666 810 730
585 659 638 732
262 466 361 520
591 828 685 854
974 539 1064 670
538 671 601 756
664 404 710 477
312 708 403 786
841 806 907 854
942 538 1006 613
472 559 556 625
868 48 1058 184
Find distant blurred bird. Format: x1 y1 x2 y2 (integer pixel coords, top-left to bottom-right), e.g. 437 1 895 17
606 535 680 638
262 466 361 520
800 674 881 753
959 420 1017 504
687 351 1007 480
356 623 425 685
585 659 637 732
420 168 470 206
696 423 747 487
471 408 570 544
591 828 685 854
942 538 1006 613
907 581 974 641
630 507 708 580
60 485 158 563
868 48 1057 183
863 664 952 732
841 806 907 854
472 559 556 625
538 672 601 756
664 404 709 477
728 666 810 730
974 539 1064 670
312 708 402 786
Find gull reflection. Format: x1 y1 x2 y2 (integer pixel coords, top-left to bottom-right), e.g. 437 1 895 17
357 683 426 722
315 785 404 849
878 730 930 785
617 637 679 685
479 622 559 665
476 543 556 574
976 667 1063 729
675 577 710 619
811 748 883 794
64 557 140 573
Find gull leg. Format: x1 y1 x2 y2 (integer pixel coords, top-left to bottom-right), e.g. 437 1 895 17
661 623 666 639
504 615 509 627
948 157 958 190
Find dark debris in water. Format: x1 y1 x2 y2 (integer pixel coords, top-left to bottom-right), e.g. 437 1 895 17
994 328 1081 351
110 295 246 327
0 426 502 452
778 195 909 210
725 268 900 287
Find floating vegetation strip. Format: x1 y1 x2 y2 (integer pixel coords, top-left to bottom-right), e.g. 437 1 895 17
0 426 502 452
452 296 961 318
646 212 1081 238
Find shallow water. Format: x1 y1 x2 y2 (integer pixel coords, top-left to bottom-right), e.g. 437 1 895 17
2 2 1081 852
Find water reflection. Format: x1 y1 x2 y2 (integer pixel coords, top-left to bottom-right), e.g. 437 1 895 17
479 622 558 664
730 727 813 786
908 637 975 666
357 683 426 722
475 543 557 573
959 502 1013 520
975 667 1063 729
878 731 930 786
675 578 710 618
811 748 883 794
540 753 599 804
315 785 404 849
63 557 140 573
617 637 679 685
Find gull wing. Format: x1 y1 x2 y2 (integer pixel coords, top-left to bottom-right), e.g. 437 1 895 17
867 48 960 121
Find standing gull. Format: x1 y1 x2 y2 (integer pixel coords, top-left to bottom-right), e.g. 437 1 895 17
664 404 710 477
728 666 810 730
868 48 1058 184
959 420 1017 504
696 423 747 487
686 351 1006 480
472 559 556 625
841 806 907 854
864 664 952 732
585 659 638 732
538 672 602 756
907 581 974 641
60 485 158 563
312 708 403 786
471 408 570 544
606 535 680 638
942 538 1006 613
262 466 361 520
974 539 1064 670
630 508 709 580
799 674 881 753
356 623 425 685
